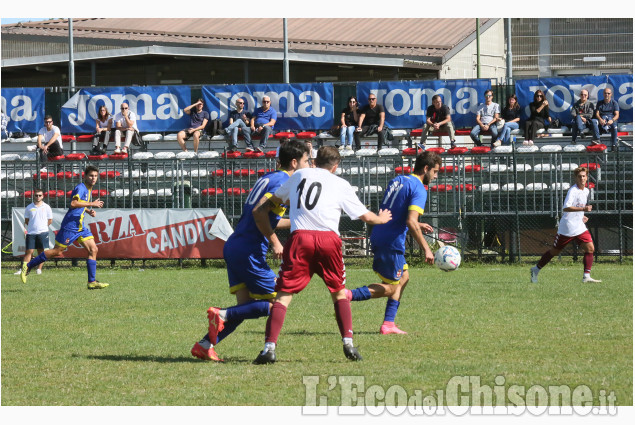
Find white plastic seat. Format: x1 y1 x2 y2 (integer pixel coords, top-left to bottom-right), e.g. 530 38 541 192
563 144 586 152
31 136 39 143
8 171 31 180
502 183 524 191
142 133 163 142
510 129 522 135
190 169 208 178
20 153 38 161
111 188 130 197
155 151 176 159
513 163 532 172
547 126 569 134
210 135 225 141
176 151 197 159
355 148 377 157
378 147 400 156
122 170 142 179
145 169 165 178
132 152 154 160
345 166 369 175
558 163 578 172
516 145 539 153
156 188 173 197
480 183 500 192
391 129 408 137
198 151 220 159
163 134 179 141
132 188 156 197
540 144 563 152
1 190 20 198
12 137 32 143
551 183 570 191
1 153 21 161
486 164 508 173
339 149 355 157
526 183 548 191
351 185 359 193
534 163 556 172
165 170 189 178
361 185 382 194
26 144 38 152
369 165 392 174
334 168 343 176
493 146 513 154
318 132 334 139
618 123 632 132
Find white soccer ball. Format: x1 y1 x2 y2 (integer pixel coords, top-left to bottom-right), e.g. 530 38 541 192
434 246 461 272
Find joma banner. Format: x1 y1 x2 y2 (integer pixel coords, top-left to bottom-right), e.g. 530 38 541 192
12 208 233 259
515 74 633 124
356 79 493 129
60 86 192 133
1 87 45 134
202 83 334 130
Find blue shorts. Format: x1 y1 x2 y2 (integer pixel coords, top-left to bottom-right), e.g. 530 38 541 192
26 232 49 250
55 227 94 248
372 248 408 284
223 239 276 300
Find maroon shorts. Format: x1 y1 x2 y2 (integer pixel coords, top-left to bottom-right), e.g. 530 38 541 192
275 230 345 294
552 230 593 250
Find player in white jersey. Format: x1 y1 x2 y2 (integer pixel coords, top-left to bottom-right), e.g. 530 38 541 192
251 146 392 364
531 167 601 283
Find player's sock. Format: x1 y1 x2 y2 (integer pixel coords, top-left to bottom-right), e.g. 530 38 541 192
350 286 372 301
197 336 212 349
342 337 353 346
86 259 97 282
536 251 555 269
334 299 353 339
583 252 594 275
264 303 287 344
27 252 48 270
200 318 245 346
263 342 276 353
225 300 270 321
383 299 400 323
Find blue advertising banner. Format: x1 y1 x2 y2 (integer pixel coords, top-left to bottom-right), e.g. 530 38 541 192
61 86 191 133
356 80 493 129
202 83 334 130
515 75 633 124
1 87 45 134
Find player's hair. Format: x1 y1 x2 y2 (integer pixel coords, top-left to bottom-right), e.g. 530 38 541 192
413 151 442 174
314 146 341 169
279 140 310 169
84 165 99 175
574 166 588 176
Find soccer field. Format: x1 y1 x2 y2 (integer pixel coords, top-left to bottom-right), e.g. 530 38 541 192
1 261 632 406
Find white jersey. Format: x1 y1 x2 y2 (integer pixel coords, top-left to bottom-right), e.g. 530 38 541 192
25 202 53 234
274 167 369 235
38 125 62 147
557 185 589 237
113 111 138 130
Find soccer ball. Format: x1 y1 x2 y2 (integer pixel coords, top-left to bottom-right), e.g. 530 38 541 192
434 246 461 272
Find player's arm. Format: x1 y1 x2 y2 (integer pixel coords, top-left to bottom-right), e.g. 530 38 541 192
253 194 285 259
563 205 591 212
359 209 392 225
406 210 434 264
276 218 291 229
70 197 104 209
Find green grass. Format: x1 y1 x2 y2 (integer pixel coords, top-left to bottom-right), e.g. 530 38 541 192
1 262 632 406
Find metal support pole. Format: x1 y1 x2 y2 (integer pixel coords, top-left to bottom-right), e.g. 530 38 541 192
68 18 75 98
476 18 481 78
506 18 513 86
283 18 289 83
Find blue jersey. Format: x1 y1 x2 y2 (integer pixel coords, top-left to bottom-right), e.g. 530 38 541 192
370 174 428 253
59 182 92 232
227 170 290 255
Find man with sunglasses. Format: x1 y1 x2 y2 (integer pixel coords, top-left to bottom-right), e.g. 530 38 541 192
250 96 277 153
224 98 252 153
470 90 500 147
113 102 138 154
571 89 595 144
177 98 209 154
14 189 53 277
591 88 620 151
355 94 386 151
36 115 64 162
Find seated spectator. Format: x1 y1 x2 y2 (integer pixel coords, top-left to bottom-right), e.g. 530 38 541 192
355 94 386 150
1 108 11 141
420 94 456 149
91 105 112 154
113 102 138 154
571 89 595 145
224 98 252 153
494 94 521 147
177 99 209 154
470 90 500 146
250 96 276 153
523 90 551 146
339 96 359 150
591 88 619 151
36 115 64 162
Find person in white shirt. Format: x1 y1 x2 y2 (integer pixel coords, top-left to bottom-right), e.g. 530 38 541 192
113 102 138 154
251 146 392 364
470 90 501 147
36 115 63 162
531 167 601 283
15 189 53 276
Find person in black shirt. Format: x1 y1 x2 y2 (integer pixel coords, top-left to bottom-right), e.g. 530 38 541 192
224 98 252 152
494 94 521 147
420 95 456 149
339 96 359 150
523 90 551 146
355 94 386 150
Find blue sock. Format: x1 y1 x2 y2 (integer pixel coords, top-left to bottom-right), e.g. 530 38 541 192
27 252 48 270
87 259 97 282
350 286 372 301
225 300 271 321
201 319 245 345
384 299 400 322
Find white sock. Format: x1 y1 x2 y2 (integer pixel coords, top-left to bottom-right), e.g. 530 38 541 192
263 342 276 353
342 337 353 347
199 338 211 349
584 273 590 278
219 309 227 321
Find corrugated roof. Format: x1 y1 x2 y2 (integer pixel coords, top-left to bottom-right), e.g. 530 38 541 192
2 18 490 59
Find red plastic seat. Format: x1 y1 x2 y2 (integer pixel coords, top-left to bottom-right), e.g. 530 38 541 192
258 169 276 177
92 189 109 197
100 171 121 178
455 184 475 192
23 190 34 198
76 134 94 142
465 165 483 173
213 169 232 176
296 132 316 139
580 163 600 170
265 150 278 158
586 182 596 189
61 135 76 143
108 153 128 160
47 189 65 198
202 188 223 196
274 131 296 139
586 144 607 152
430 184 453 192
57 171 79 179
243 151 265 159
222 151 242 159
402 148 418 156
470 146 491 154
34 172 55 179
66 190 73 198
439 165 458 174
48 155 65 161
431 130 450 137
65 152 86 161
410 128 423 137
88 154 108 161
426 147 445 154
234 169 256 177
395 166 412 174
227 188 246 195
448 146 469 155
455 129 471 136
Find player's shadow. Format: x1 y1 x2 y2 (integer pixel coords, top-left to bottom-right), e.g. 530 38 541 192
76 353 254 364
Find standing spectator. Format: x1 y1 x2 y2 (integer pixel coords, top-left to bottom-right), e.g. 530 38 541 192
177 99 209 154
91 105 113 155
1 108 11 141
419 95 457 149
21 165 109 290
570 89 595 145
339 96 359 150
224 98 252 153
251 146 392 364
494 94 522 147
36 115 64 162
250 96 277 153
113 102 138 154
470 90 500 147
346 151 440 334
591 88 620 151
531 167 601 283
14 189 53 277
355 94 386 151
523 90 551 146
